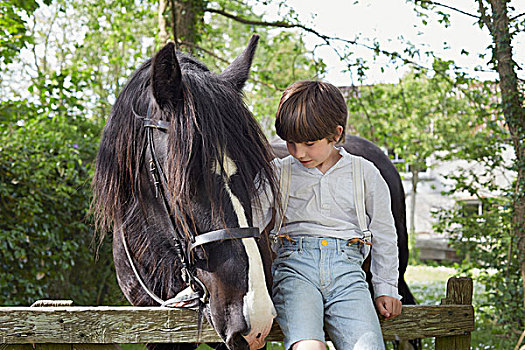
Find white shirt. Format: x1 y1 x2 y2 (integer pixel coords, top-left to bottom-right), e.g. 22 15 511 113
253 147 400 299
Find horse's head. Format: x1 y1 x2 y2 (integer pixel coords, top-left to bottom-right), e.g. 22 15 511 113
93 35 278 350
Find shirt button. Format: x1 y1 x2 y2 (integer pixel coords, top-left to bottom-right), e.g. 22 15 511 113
321 240 328 246
322 204 329 209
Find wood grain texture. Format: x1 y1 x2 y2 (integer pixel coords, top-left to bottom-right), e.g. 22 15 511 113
436 277 473 350
0 304 473 344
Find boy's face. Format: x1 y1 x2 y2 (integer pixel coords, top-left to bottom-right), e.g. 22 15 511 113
286 126 343 173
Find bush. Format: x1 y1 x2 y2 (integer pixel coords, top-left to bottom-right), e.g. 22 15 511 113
434 192 523 347
0 100 123 306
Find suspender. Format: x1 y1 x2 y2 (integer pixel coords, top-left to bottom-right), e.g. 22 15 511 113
352 156 372 244
274 155 371 246
274 156 292 234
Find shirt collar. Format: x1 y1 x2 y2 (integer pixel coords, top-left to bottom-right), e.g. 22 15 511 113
330 146 352 172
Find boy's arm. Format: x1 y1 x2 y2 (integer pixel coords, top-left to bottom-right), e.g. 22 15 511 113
364 163 401 301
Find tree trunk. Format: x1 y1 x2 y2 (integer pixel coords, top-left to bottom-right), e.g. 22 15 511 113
158 0 169 45
410 168 419 235
169 0 206 52
488 0 525 308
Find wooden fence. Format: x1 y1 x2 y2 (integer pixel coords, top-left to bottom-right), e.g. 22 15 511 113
0 277 474 350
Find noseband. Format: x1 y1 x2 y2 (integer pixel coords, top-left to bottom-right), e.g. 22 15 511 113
122 106 261 308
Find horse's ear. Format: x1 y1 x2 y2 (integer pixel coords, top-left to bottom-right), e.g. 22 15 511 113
151 42 183 108
219 34 259 90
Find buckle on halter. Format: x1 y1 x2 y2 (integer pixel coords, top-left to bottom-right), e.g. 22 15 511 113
181 266 209 304
149 159 160 198
163 286 201 308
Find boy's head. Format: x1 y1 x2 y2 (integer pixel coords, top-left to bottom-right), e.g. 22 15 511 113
275 80 347 144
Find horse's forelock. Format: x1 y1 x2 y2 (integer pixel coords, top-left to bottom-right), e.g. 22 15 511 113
164 68 277 228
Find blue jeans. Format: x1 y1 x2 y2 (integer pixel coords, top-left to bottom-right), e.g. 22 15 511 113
272 237 384 350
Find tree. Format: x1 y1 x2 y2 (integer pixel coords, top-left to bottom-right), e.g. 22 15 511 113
152 0 324 133
0 0 143 305
0 95 124 306
0 0 52 66
408 0 524 343
346 66 493 236
411 0 525 301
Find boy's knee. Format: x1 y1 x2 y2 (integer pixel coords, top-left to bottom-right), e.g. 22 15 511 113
353 331 385 350
291 339 326 350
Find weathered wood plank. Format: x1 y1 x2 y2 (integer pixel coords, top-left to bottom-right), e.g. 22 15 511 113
380 304 474 341
0 304 474 344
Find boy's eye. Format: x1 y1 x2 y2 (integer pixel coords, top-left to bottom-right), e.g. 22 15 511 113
305 141 315 146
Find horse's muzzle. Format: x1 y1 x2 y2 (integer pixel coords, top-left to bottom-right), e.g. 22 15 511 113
242 316 274 350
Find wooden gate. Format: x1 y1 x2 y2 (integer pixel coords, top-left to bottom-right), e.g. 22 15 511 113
0 277 474 350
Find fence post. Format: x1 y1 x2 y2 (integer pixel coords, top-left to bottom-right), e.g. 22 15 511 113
435 277 474 350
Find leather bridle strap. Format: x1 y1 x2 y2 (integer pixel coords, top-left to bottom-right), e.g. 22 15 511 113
189 227 260 251
144 118 170 130
138 107 261 308
144 117 261 250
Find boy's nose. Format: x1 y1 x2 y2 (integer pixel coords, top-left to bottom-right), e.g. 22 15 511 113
287 142 307 160
292 144 306 158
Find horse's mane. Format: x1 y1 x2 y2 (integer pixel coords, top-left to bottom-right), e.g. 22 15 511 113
92 52 277 241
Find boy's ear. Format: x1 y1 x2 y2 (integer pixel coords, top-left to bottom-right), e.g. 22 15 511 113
335 125 344 142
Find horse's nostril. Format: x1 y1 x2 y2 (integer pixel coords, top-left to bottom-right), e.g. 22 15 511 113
227 332 250 350
256 333 262 339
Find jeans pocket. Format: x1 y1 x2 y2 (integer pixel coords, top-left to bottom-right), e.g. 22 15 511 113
342 245 364 266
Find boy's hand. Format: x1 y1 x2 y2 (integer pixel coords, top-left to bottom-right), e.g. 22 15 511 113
375 296 402 320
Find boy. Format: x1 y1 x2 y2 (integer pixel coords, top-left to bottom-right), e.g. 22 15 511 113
253 80 402 350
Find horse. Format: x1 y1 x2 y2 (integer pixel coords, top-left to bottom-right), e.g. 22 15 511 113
271 136 418 346
91 35 280 350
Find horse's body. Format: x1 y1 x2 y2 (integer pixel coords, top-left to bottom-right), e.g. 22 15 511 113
92 36 279 350
271 136 416 306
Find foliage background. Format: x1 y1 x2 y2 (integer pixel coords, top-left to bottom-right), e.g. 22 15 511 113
1 0 523 347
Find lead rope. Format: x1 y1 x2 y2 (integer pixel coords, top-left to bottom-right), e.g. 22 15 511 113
120 227 170 306
120 224 204 308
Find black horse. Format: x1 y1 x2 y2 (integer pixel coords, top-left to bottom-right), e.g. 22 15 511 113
92 35 280 350
271 136 417 311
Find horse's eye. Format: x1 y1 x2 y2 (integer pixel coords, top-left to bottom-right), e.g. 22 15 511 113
192 246 207 261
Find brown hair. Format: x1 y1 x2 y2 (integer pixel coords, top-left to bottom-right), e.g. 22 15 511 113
275 80 347 144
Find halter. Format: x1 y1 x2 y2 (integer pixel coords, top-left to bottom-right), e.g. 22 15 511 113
122 105 261 308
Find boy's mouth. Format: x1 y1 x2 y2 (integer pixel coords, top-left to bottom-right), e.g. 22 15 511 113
300 160 312 165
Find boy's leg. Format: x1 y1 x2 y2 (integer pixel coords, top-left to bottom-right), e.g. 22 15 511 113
323 246 385 350
272 245 326 350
